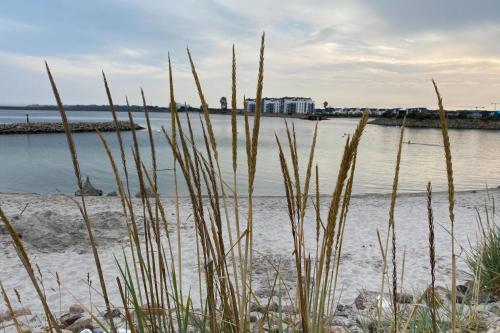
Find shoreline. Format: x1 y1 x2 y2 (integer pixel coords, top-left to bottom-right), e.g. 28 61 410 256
1 186 497 199
0 121 144 134
369 117 500 130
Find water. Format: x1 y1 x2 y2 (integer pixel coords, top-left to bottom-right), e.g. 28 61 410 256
0 109 499 195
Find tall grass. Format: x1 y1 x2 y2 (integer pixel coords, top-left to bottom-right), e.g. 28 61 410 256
433 79 458 332
426 182 438 333
1 36 492 333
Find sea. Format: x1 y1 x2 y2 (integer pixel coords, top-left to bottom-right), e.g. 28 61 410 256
0 109 499 196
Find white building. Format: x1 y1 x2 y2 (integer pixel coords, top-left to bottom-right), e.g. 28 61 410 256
246 97 315 114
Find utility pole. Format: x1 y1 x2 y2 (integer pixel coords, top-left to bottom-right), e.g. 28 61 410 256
491 102 500 111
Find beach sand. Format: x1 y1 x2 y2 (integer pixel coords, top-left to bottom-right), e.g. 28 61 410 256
0 188 498 317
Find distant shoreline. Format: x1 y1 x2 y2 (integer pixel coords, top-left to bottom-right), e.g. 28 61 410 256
0 105 169 112
0 106 332 120
369 117 500 130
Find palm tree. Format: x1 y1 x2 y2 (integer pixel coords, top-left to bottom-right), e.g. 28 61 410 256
323 101 328 110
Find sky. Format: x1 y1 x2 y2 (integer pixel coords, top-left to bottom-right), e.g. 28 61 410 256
1 0 500 109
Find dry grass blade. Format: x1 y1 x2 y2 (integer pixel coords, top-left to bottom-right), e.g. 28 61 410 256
102 72 132 197
391 117 406 332
1 279 25 333
186 48 218 158
275 134 309 333
244 34 266 327
249 32 265 184
427 182 438 333
168 54 184 308
45 62 116 333
318 112 368 308
231 44 238 174
432 79 457 332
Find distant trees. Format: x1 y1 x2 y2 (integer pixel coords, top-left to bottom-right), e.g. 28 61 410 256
323 101 328 110
220 97 228 111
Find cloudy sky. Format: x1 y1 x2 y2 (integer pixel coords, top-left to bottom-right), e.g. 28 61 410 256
1 0 500 108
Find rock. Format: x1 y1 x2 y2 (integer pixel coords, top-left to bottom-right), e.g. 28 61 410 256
349 326 364 333
395 292 413 304
69 304 85 314
249 302 279 313
66 318 94 333
424 285 449 308
107 191 117 197
354 292 369 310
135 187 156 198
59 313 83 327
331 316 353 327
75 177 103 196
354 290 389 311
103 308 121 319
488 302 500 316
44 329 73 333
336 304 352 312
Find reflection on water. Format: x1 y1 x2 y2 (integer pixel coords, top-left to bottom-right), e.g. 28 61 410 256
0 110 499 195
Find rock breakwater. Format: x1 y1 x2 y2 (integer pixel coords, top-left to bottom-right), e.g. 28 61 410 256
0 121 143 134
369 117 500 130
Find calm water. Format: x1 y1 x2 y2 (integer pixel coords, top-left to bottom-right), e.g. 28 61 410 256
0 109 499 195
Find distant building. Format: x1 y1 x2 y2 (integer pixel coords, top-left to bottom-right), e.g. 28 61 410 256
246 97 315 114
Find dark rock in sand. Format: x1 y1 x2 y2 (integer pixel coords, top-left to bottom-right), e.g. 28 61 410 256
69 304 85 314
102 308 121 319
395 292 413 304
249 302 279 313
75 177 103 196
60 313 83 327
66 317 94 333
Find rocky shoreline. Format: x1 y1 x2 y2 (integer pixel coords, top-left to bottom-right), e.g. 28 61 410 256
1 288 499 333
369 117 500 130
0 121 144 135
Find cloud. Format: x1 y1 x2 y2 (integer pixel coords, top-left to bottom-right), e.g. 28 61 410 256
0 0 500 108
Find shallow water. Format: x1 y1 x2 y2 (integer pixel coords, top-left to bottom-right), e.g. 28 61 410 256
0 109 499 195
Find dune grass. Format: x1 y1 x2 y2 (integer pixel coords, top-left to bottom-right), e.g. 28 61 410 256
0 36 498 333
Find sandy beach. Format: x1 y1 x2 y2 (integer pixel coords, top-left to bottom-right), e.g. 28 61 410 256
0 188 498 317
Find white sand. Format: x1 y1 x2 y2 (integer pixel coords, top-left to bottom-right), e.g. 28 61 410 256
0 189 498 317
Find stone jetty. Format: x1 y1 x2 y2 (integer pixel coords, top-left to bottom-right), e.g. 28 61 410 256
370 117 500 130
0 121 143 134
